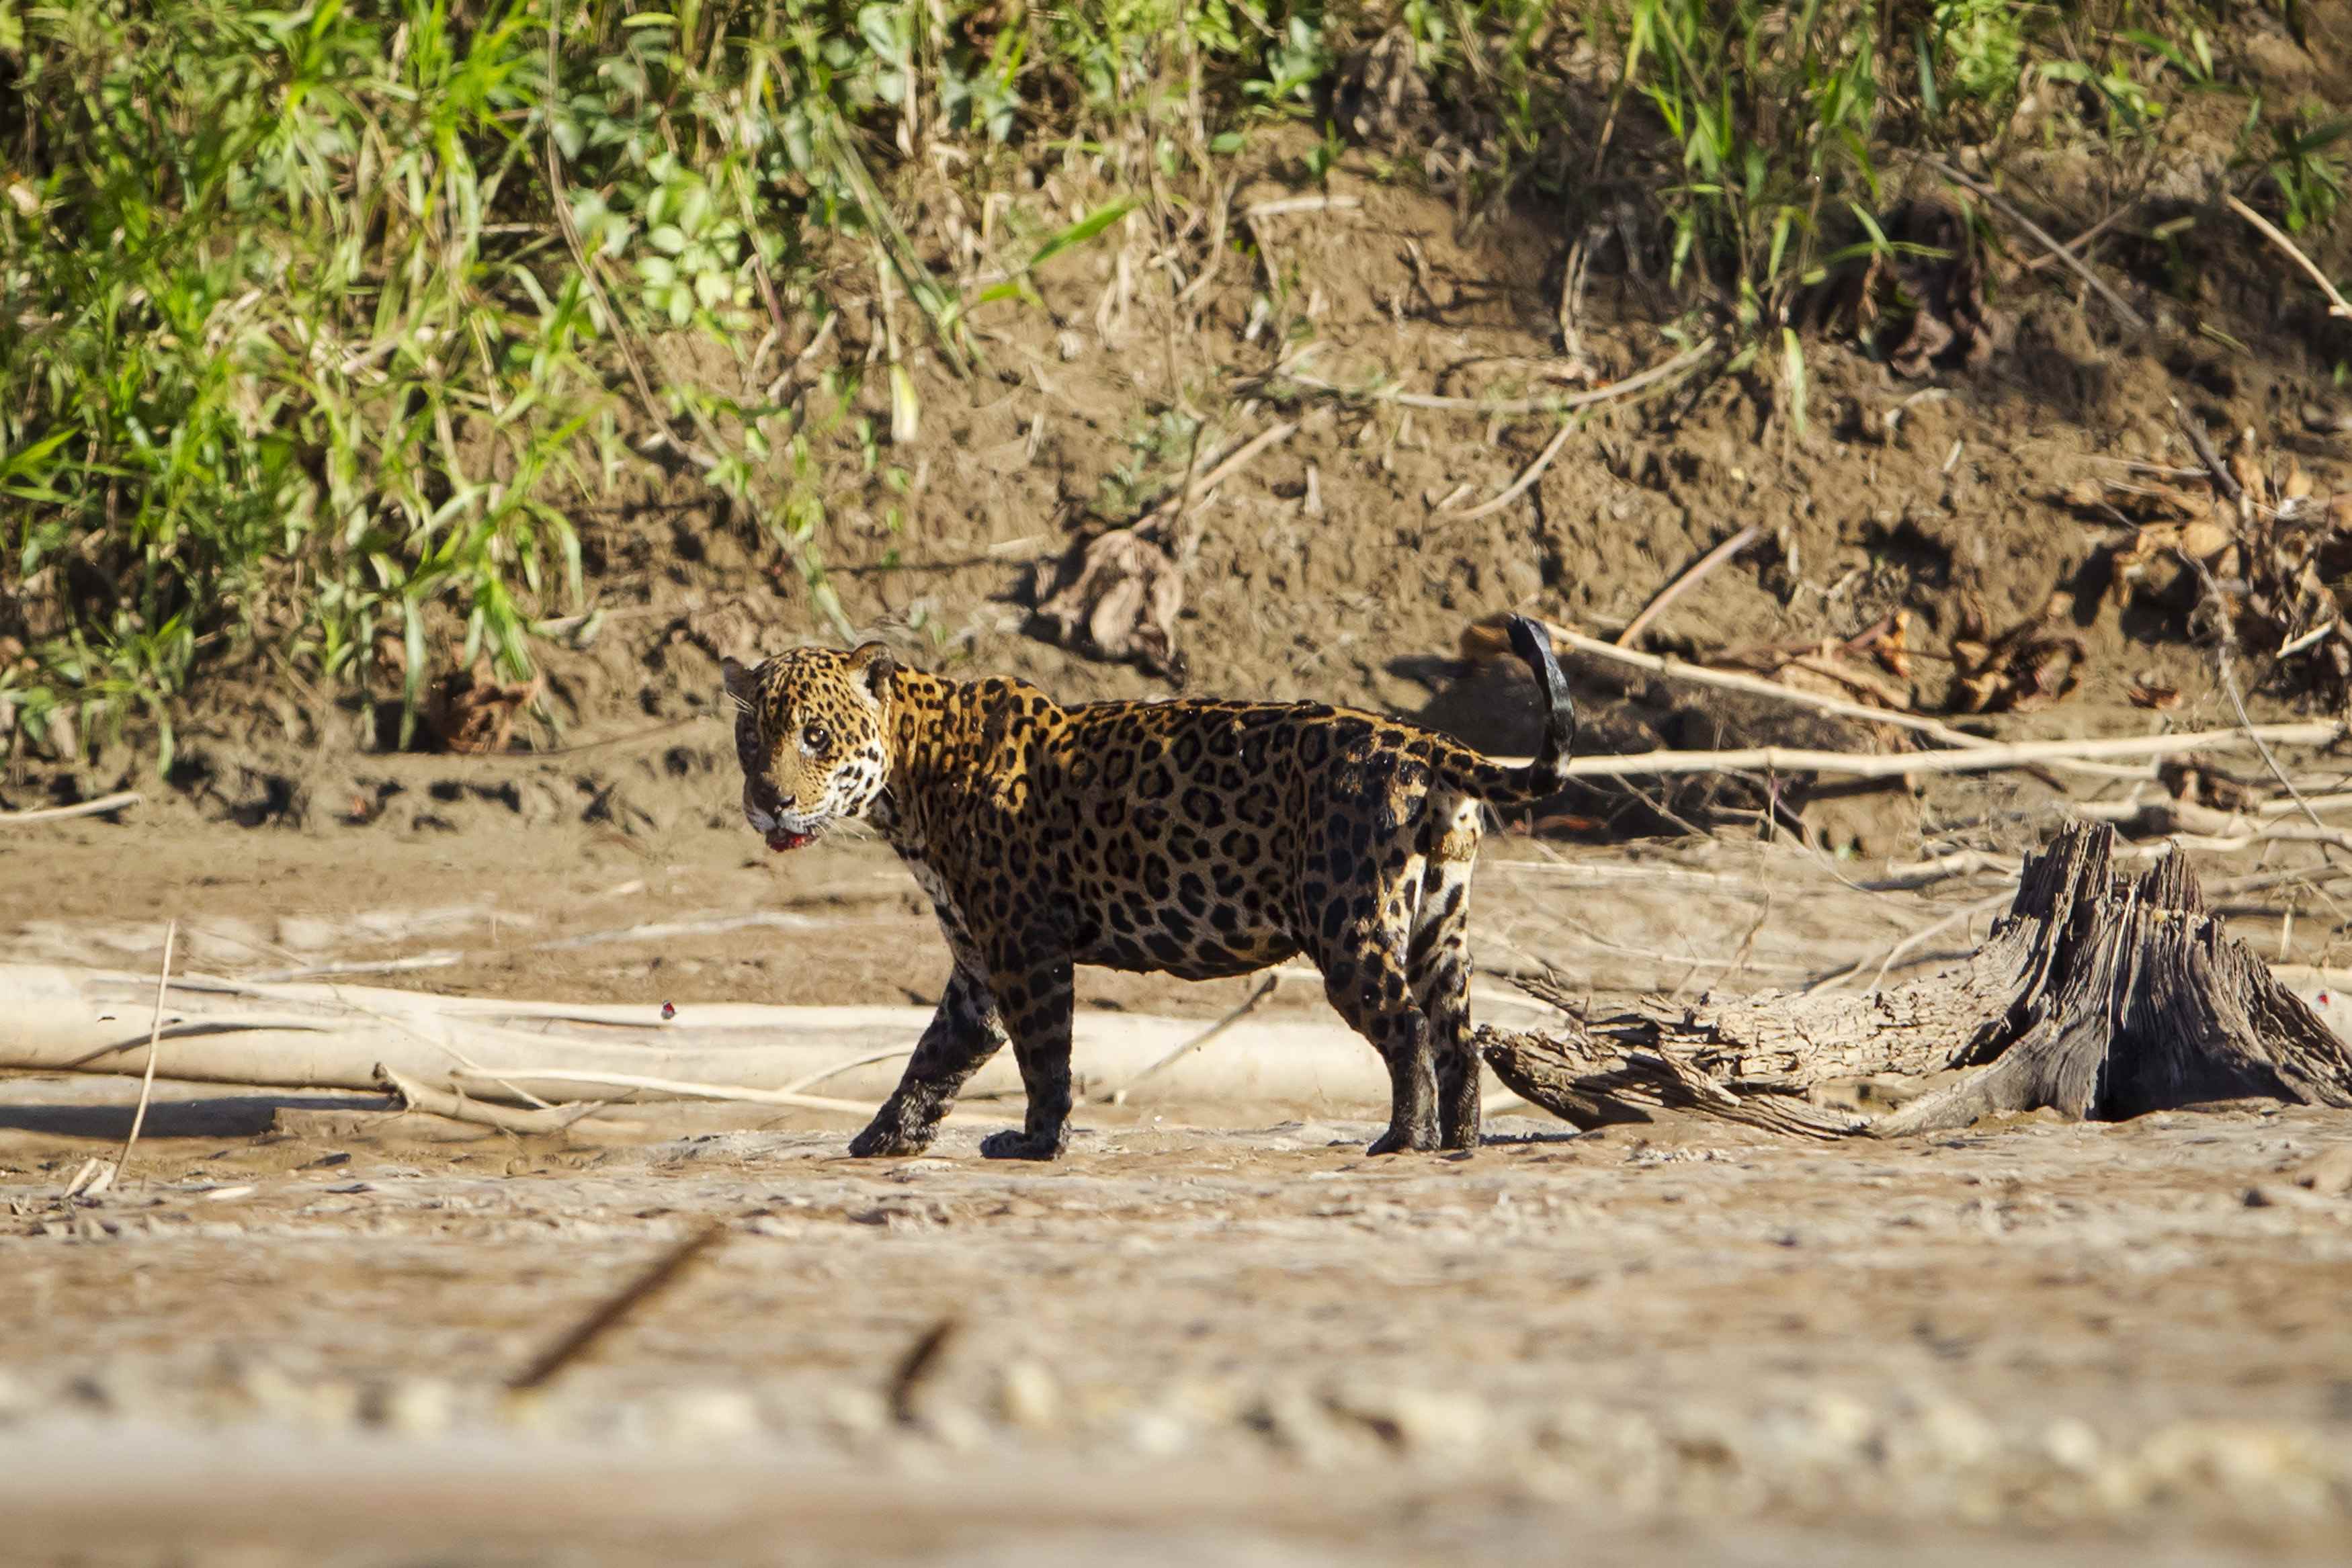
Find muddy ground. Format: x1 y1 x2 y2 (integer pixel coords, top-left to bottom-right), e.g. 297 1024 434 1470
12 9 2352 1561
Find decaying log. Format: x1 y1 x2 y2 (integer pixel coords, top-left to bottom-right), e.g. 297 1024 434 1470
1482 822 2352 1138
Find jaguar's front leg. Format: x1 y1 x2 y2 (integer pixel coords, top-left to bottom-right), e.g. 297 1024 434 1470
849 967 1005 1156
976 947 1077 1162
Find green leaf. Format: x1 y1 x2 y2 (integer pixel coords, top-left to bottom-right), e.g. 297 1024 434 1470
1027 197 1136 271
648 223 687 255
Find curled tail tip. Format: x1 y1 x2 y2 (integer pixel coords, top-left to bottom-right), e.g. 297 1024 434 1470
1503 613 1554 667
1505 614 1574 720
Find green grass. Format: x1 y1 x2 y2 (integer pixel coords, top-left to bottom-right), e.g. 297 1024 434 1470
0 0 2340 769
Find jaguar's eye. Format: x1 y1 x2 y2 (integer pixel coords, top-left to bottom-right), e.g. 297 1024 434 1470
802 723 831 754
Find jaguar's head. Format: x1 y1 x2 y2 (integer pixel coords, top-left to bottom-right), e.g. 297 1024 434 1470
720 642 898 852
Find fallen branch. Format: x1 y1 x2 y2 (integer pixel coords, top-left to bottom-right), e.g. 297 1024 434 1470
247 953 464 984
1482 1020 1865 1140
0 790 141 826
374 1064 626 1135
2077 794 2352 856
0 965 1411 1106
1527 721 2343 781
1470 616 2148 781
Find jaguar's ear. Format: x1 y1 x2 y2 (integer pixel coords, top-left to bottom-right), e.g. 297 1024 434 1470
845 640 899 701
720 656 757 711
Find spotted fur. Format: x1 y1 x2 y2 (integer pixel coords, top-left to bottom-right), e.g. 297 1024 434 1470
720 615 1576 1160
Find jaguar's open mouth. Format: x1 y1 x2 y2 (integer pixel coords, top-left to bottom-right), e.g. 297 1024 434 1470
766 827 817 853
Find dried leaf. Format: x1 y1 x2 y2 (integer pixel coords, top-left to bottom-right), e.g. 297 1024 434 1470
1333 28 1433 148
1875 197 2009 377
2128 680 2181 710
1875 610 1913 683
423 660 542 756
1947 591 2086 714
2229 450 2268 510
2177 519 2236 561
2158 756 2259 812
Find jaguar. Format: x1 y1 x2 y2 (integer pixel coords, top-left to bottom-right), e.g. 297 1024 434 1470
721 615 1574 1160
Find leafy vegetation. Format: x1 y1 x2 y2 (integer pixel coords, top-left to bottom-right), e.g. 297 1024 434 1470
0 0 2343 769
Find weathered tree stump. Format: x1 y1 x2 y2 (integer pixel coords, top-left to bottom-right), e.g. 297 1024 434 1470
1481 822 2352 1138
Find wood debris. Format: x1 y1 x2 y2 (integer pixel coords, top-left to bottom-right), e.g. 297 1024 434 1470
1034 526 1187 683
1809 195 2010 377
2059 424 2352 703
1333 28 1432 148
1949 590 2087 713
422 658 543 755
1484 822 2352 1140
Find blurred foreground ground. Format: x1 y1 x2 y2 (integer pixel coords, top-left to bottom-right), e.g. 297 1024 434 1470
3 822 2352 1565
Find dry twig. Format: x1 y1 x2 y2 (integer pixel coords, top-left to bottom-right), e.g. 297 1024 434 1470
0 791 142 826
1619 525 1762 647
508 1222 728 1393
1284 337 1716 415
888 1315 963 1426
1444 417 1581 521
1912 153 2148 332
2225 193 2352 320
449 1065 991 1125
374 1064 628 1135
1243 195 1363 219
1144 421 1298 537
110 919 175 1191
1101 973 1279 1103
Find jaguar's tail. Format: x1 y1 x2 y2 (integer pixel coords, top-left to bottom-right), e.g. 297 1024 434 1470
1431 615 1578 805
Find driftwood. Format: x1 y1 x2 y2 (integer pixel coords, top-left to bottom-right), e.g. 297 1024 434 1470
0 965 1436 1108
1483 822 2352 1139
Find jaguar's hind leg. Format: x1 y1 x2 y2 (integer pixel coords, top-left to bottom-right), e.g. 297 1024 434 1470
977 938 1078 1162
1413 804 1483 1150
1310 905 1439 1156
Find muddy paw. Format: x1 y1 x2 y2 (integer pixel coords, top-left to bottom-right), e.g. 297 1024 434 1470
1366 1124 1440 1156
849 1118 935 1158
980 1129 1065 1162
